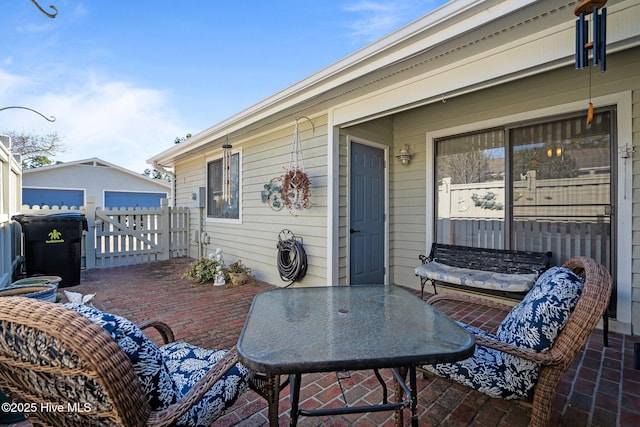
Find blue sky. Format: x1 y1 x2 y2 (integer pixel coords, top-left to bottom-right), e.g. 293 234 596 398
1 0 447 173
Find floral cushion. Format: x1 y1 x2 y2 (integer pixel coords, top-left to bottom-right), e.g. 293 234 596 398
423 266 584 400
423 322 541 399
496 266 584 352
162 342 251 427
415 261 537 292
64 303 178 410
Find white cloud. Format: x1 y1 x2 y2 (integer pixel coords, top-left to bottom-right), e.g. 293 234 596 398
0 68 31 97
1 71 185 174
14 20 57 34
343 0 443 42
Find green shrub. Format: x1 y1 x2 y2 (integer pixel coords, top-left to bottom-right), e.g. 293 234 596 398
182 257 220 284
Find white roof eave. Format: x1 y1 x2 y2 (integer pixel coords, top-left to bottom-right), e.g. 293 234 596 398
148 0 536 167
26 157 171 188
148 0 637 166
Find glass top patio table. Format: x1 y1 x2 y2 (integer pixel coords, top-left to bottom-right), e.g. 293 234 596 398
237 285 475 426
238 284 474 374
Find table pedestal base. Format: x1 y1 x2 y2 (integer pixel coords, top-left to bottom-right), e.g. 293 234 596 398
252 367 418 427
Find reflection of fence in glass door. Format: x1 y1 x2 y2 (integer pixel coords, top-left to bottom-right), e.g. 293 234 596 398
512 219 610 269
436 218 610 274
509 110 612 265
512 172 611 269
436 219 505 249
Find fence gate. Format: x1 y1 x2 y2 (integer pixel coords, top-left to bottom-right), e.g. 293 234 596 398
20 198 189 269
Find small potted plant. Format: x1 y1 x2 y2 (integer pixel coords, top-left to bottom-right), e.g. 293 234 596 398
226 260 253 286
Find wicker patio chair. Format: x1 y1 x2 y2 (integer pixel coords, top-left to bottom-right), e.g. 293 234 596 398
0 297 249 427
421 256 611 427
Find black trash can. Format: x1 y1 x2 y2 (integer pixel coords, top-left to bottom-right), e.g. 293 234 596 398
12 212 88 287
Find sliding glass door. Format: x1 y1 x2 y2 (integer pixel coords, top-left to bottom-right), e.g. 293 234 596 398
435 128 506 248
435 109 615 313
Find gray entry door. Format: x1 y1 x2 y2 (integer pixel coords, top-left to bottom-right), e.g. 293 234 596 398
350 142 385 285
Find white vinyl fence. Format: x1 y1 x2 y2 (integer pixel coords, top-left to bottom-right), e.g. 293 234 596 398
19 197 189 269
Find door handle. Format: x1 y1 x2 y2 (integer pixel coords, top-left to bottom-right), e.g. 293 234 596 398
350 228 360 234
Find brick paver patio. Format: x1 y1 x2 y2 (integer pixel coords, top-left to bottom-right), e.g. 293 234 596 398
51 259 640 426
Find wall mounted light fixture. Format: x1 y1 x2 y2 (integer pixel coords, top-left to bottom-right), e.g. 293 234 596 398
395 144 414 165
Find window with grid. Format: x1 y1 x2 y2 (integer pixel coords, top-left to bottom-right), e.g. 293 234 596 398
207 153 239 219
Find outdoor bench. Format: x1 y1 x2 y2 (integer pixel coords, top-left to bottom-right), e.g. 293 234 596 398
415 243 552 300
416 243 611 346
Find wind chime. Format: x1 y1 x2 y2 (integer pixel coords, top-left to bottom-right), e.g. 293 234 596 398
574 0 608 124
222 137 233 205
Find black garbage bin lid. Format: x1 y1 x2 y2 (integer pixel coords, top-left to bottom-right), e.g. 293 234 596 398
13 212 84 220
12 212 88 230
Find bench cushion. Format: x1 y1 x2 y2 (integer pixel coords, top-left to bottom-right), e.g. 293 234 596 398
415 261 537 293
497 266 584 352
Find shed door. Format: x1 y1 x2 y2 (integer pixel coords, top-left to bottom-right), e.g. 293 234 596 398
105 191 166 208
22 188 84 208
350 142 385 285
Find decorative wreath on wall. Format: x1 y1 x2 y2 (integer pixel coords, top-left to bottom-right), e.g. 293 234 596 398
282 117 314 213
282 168 311 210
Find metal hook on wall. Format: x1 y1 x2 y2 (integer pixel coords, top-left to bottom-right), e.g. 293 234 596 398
294 116 315 135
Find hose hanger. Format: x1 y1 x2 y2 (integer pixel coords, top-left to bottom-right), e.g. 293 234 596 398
277 229 308 286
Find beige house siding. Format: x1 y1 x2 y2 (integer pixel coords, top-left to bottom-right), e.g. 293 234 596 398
175 116 330 286
633 87 640 332
378 47 639 332
388 119 429 287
